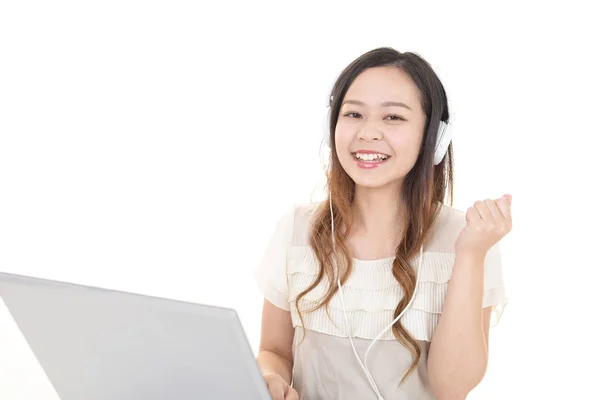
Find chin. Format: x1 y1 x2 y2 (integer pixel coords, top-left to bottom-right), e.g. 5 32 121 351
346 170 404 190
351 176 401 189
339 158 405 190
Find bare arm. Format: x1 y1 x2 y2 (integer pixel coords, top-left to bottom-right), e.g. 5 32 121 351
256 299 295 384
427 253 492 400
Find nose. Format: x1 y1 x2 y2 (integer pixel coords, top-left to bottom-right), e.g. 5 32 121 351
356 118 383 142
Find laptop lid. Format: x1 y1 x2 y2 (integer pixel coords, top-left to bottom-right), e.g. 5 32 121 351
0 272 271 400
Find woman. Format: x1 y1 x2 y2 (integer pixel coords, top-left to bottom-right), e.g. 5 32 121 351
254 47 511 400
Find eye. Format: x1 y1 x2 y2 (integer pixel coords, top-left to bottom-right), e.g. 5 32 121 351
343 112 362 119
386 114 406 121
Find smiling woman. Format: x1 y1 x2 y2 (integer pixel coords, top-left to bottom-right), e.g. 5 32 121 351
254 47 510 400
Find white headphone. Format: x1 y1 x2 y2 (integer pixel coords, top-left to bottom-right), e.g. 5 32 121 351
322 95 453 166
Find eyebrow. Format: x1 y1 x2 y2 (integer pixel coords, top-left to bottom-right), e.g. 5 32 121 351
341 99 412 111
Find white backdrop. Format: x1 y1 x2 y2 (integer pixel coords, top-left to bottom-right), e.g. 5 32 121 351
1 1 598 398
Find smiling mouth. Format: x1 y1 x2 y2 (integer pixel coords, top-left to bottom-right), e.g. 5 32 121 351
352 152 390 162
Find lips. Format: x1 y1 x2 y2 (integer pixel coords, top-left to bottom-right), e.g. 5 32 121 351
353 152 390 162
351 150 391 169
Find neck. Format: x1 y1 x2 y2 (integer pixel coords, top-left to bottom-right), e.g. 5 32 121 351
351 183 405 238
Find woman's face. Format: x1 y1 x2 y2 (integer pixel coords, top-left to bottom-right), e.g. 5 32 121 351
335 66 427 189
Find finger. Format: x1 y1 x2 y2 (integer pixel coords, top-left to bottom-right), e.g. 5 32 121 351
484 199 501 220
285 387 299 400
473 200 492 220
495 194 512 220
466 205 480 224
270 385 285 400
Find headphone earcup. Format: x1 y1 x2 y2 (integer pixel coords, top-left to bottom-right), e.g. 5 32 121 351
433 120 452 165
323 107 331 148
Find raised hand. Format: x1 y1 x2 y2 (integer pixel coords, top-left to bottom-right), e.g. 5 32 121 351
455 194 513 258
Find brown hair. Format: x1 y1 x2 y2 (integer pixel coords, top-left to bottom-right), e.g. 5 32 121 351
295 47 454 385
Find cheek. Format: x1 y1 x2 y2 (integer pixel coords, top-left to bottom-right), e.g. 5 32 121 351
387 129 423 155
333 126 353 149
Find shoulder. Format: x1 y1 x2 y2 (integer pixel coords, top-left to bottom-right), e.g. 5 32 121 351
292 201 321 221
433 202 467 229
253 201 322 311
428 202 502 258
427 203 467 252
288 202 322 247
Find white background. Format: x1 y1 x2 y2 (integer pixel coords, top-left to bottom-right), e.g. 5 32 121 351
1 1 599 398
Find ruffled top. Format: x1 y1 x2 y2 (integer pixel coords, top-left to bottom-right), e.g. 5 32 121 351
254 202 507 341
254 202 508 399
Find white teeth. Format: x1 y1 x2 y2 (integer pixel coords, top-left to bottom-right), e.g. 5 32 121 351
354 153 389 161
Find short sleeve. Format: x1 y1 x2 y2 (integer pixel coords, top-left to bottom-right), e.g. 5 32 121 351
482 242 508 327
253 206 296 311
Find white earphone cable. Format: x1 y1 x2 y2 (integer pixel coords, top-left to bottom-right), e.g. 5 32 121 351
330 198 383 397
363 245 423 373
329 197 423 400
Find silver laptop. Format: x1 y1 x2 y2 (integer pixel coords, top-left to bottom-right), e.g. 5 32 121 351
0 272 272 400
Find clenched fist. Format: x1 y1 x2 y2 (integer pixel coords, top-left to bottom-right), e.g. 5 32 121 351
455 194 513 258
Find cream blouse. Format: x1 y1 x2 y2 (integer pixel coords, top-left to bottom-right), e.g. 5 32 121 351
254 202 507 400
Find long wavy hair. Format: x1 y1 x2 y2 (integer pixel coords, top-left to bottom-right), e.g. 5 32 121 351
295 47 455 385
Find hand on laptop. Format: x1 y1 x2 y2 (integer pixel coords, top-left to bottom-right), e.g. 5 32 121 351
264 373 299 400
